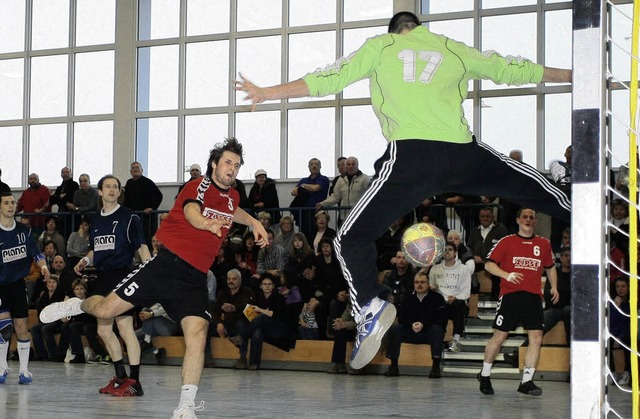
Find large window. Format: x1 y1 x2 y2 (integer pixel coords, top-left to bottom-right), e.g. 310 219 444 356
0 0 116 188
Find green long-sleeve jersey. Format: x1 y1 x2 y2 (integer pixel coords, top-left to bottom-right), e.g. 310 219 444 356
303 26 544 144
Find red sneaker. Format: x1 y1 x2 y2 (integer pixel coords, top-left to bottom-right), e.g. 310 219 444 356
99 376 125 394
110 378 144 397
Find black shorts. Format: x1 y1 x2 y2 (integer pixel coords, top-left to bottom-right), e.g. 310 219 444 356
0 280 29 319
113 248 210 323
95 268 137 317
492 291 544 332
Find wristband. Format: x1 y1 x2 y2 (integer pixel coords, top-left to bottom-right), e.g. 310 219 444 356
82 256 91 265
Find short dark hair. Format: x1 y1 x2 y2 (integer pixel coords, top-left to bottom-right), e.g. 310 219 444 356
206 137 245 179
1 191 13 199
97 175 121 190
516 207 536 218
445 241 457 251
337 157 346 162
260 272 277 284
388 11 420 34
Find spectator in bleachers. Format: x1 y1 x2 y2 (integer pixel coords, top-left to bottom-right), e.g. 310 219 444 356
284 232 315 281
66 218 91 268
256 211 278 235
428 241 472 352
49 166 79 237
123 161 163 244
328 157 347 196
298 297 320 339
316 156 370 227
210 240 238 292
59 279 109 364
311 210 336 255
382 250 415 308
30 275 66 361
609 199 630 233
32 241 59 301
17 173 50 231
375 214 412 272
70 173 99 216
209 268 255 366
273 215 295 253
467 207 508 300
50 255 76 297
314 237 343 337
235 233 259 285
543 246 571 345
0 168 10 194
253 229 287 289
38 216 66 256
277 269 303 331
248 169 280 224
384 271 447 378
610 275 631 386
136 303 177 365
234 273 297 370
291 158 330 237
176 163 202 198
326 302 356 374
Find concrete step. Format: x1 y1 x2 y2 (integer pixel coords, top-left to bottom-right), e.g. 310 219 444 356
443 351 504 362
460 337 525 348
465 325 527 335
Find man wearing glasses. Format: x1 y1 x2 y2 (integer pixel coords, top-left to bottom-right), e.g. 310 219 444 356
383 271 447 378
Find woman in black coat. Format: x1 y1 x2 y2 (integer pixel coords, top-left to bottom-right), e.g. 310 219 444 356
248 169 280 224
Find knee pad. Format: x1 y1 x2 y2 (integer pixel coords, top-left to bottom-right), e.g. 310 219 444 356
0 318 14 344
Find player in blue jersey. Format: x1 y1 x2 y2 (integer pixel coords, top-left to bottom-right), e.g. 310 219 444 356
72 175 151 397
0 191 50 385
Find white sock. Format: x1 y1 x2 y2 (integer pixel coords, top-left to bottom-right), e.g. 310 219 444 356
144 334 152 344
0 342 8 370
453 334 460 342
179 384 198 408
522 366 535 383
481 362 492 377
18 339 30 373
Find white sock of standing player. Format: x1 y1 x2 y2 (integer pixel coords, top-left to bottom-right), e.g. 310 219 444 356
17 339 31 373
179 384 198 408
522 366 535 383
0 342 8 370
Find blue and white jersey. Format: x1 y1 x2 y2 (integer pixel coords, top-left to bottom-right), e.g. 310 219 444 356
91 205 146 271
0 221 41 285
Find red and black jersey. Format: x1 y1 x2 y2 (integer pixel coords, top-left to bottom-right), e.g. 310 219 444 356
157 176 238 273
486 233 554 297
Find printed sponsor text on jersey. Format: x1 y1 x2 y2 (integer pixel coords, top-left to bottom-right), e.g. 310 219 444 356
511 257 541 271
2 245 27 263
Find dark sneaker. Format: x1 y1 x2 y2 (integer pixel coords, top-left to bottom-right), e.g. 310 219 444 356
384 365 399 377
155 348 167 365
517 380 542 396
350 297 396 370
428 366 441 379
248 365 259 371
111 378 144 397
233 357 248 370
478 372 494 395
327 363 347 374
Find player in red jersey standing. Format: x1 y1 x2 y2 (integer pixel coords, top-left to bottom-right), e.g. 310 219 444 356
40 138 268 419
478 208 559 397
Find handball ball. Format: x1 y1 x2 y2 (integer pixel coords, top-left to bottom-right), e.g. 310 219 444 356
401 223 446 267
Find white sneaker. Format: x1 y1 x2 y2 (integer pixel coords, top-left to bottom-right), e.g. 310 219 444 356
39 297 84 323
171 401 205 419
350 297 396 370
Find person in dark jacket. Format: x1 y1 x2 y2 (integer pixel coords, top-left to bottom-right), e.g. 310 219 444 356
384 271 447 378
234 273 296 370
248 169 280 224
